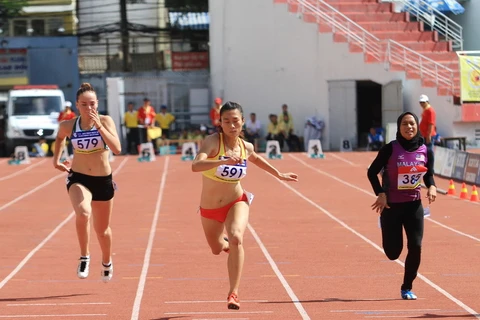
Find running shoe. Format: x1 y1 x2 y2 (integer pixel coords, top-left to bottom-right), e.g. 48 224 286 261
101 262 113 283
401 289 417 300
77 256 90 279
227 292 240 310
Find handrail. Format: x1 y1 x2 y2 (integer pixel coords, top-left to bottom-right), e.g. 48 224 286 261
380 0 463 50
291 0 456 95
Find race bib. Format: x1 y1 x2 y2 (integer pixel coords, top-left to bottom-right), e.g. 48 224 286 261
215 156 247 181
71 131 105 154
397 165 427 190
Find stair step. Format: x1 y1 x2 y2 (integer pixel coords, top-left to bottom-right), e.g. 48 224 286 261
335 30 436 42
359 21 423 32
330 2 393 13
345 12 408 22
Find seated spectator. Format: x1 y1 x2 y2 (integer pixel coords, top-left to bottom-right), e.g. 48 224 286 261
368 127 384 151
279 112 302 152
266 114 284 150
244 112 261 150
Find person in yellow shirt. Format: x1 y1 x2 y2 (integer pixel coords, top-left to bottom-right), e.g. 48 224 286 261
155 105 175 138
124 102 139 154
279 112 302 152
266 114 284 150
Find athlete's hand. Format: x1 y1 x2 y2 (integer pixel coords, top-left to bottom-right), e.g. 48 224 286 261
223 156 243 165
54 159 71 173
371 193 390 213
88 109 102 129
278 172 298 182
426 186 437 204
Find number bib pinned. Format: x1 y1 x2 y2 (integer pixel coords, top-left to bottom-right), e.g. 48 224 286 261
397 165 427 190
215 156 247 182
71 130 106 154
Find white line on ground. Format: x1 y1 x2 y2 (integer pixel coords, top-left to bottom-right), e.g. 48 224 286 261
0 159 47 182
0 315 107 318
7 302 111 306
274 155 480 319
291 154 480 242
164 300 268 304
165 311 273 315
0 158 129 290
247 224 311 320
0 173 65 212
130 157 170 320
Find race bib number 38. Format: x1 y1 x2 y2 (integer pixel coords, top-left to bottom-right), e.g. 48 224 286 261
397 166 427 190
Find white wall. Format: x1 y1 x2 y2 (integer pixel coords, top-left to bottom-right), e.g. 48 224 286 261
209 0 465 150
449 0 480 51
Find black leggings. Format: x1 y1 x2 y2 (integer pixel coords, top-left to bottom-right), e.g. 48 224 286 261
380 200 424 291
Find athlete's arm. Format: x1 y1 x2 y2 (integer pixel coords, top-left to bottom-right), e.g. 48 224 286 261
246 142 298 181
52 120 71 171
423 147 436 188
191 134 226 172
97 115 122 154
367 142 393 196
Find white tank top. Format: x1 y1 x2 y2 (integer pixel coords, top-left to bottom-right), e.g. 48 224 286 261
70 117 109 154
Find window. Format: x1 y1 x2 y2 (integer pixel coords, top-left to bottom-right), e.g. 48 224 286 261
127 0 146 3
9 18 65 36
12 96 62 116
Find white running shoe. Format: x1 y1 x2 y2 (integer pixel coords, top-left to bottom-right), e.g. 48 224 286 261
77 256 90 279
101 263 113 283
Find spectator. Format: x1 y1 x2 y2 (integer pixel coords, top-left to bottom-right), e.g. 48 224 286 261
266 114 284 150
368 127 384 151
155 105 175 138
210 97 222 128
244 112 261 150
137 98 156 144
279 112 302 152
124 102 138 154
418 94 436 152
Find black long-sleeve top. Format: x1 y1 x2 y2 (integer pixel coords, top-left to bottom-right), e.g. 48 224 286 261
367 142 436 196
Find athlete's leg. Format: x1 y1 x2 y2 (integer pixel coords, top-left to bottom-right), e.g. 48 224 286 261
68 183 93 257
402 201 424 291
224 201 249 299
200 214 229 255
91 199 114 265
380 205 404 260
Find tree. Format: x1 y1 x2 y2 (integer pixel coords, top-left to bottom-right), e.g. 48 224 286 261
0 0 28 29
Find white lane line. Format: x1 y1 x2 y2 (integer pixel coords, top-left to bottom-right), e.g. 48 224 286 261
130 157 170 320
247 224 311 320
298 153 480 241
276 155 480 319
0 173 65 212
0 315 107 318
165 300 268 303
0 159 47 182
0 158 129 290
165 311 273 315
7 302 111 306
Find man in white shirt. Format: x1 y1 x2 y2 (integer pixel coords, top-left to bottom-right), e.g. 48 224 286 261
244 112 261 150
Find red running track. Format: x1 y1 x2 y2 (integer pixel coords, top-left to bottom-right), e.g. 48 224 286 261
0 153 479 320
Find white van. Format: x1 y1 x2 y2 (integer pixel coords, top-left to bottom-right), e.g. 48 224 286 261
4 85 65 156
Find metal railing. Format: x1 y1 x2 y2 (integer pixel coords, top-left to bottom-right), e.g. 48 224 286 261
381 0 463 50
290 0 456 95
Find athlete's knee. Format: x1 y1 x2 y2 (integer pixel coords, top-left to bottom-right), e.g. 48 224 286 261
407 243 421 255
95 226 111 238
383 246 402 260
228 233 244 247
75 209 90 224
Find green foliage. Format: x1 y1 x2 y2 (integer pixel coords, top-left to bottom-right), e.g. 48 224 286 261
0 0 28 19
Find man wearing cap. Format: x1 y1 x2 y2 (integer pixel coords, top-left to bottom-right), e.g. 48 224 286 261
418 94 436 151
58 101 76 122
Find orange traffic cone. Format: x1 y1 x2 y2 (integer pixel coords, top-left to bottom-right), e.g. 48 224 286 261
447 180 456 195
460 183 469 199
470 185 479 202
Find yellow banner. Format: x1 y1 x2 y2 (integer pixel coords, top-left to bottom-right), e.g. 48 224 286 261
459 55 480 102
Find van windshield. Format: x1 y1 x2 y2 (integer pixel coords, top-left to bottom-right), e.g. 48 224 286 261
12 96 62 116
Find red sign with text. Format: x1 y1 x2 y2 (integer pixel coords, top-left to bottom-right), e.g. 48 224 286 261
171 52 209 71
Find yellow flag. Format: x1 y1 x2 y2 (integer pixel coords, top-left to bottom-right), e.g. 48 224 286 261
459 55 480 102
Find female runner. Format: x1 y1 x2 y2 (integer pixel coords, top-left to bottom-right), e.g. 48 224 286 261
53 83 122 282
192 101 298 310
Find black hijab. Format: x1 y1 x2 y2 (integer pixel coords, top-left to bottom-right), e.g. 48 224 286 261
396 112 424 152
